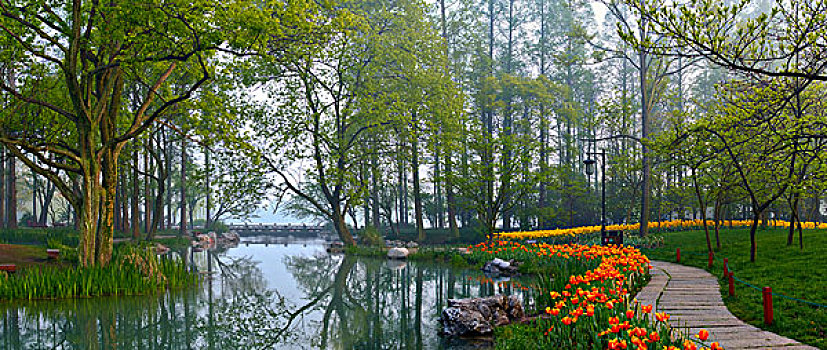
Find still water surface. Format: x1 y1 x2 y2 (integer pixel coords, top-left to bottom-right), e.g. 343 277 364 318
0 240 534 349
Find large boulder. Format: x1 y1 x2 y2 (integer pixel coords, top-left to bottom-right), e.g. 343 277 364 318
154 243 170 255
221 231 241 242
387 247 410 259
481 259 521 276
441 295 524 336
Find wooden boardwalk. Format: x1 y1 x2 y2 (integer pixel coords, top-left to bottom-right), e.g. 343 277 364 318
636 261 817 350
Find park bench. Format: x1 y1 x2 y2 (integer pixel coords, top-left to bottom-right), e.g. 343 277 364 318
0 264 16 273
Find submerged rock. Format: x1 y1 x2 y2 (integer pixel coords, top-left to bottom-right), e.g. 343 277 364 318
387 247 410 259
385 259 407 271
441 295 524 336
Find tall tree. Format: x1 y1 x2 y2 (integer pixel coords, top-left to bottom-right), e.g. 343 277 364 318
0 0 273 266
249 0 456 246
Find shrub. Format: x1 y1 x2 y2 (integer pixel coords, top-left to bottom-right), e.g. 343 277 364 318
359 226 385 246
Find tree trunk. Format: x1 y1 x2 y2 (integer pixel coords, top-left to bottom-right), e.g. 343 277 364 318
32 169 37 224
749 210 759 262
114 169 122 232
638 3 651 237
6 153 17 228
131 146 140 240
362 162 370 228
145 138 152 234
147 136 168 240
787 194 796 246
165 128 173 230
692 168 712 253
97 149 118 266
333 205 355 246
74 124 120 267
154 131 164 231
39 183 55 225
371 146 381 229
205 146 211 230
121 173 129 233
435 145 444 229
713 197 722 250
180 136 187 237
446 158 459 237
411 113 425 241
0 146 5 228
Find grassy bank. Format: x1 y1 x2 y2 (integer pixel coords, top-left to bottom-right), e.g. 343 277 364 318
641 228 826 349
0 228 198 301
0 243 196 301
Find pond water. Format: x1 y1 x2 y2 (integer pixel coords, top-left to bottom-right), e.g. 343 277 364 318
0 240 535 349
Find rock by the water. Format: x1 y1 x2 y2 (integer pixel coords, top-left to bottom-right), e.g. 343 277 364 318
482 259 520 276
491 258 509 268
221 231 240 242
387 247 410 259
441 295 524 336
154 243 170 255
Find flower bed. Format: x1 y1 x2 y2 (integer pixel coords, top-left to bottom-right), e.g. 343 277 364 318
467 241 722 350
496 219 827 240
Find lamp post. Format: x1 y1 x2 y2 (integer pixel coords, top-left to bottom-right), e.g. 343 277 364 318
584 150 606 244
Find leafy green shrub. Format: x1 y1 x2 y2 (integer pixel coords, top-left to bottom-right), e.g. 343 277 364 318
359 226 385 246
449 254 469 267
209 220 229 233
0 228 79 246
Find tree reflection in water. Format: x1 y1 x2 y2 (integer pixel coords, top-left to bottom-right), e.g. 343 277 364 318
0 244 533 349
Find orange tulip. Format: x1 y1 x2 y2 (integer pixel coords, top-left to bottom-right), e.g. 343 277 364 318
697 329 709 341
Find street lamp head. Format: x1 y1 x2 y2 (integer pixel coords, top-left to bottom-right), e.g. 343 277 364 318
584 158 596 176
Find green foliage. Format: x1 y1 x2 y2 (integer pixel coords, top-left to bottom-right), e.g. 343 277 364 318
209 220 229 234
343 246 386 258
358 226 384 247
392 226 487 245
0 228 79 247
446 254 467 268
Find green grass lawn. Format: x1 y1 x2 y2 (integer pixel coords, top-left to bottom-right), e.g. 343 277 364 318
641 227 826 349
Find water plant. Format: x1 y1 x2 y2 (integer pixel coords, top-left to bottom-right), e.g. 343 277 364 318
0 244 196 301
